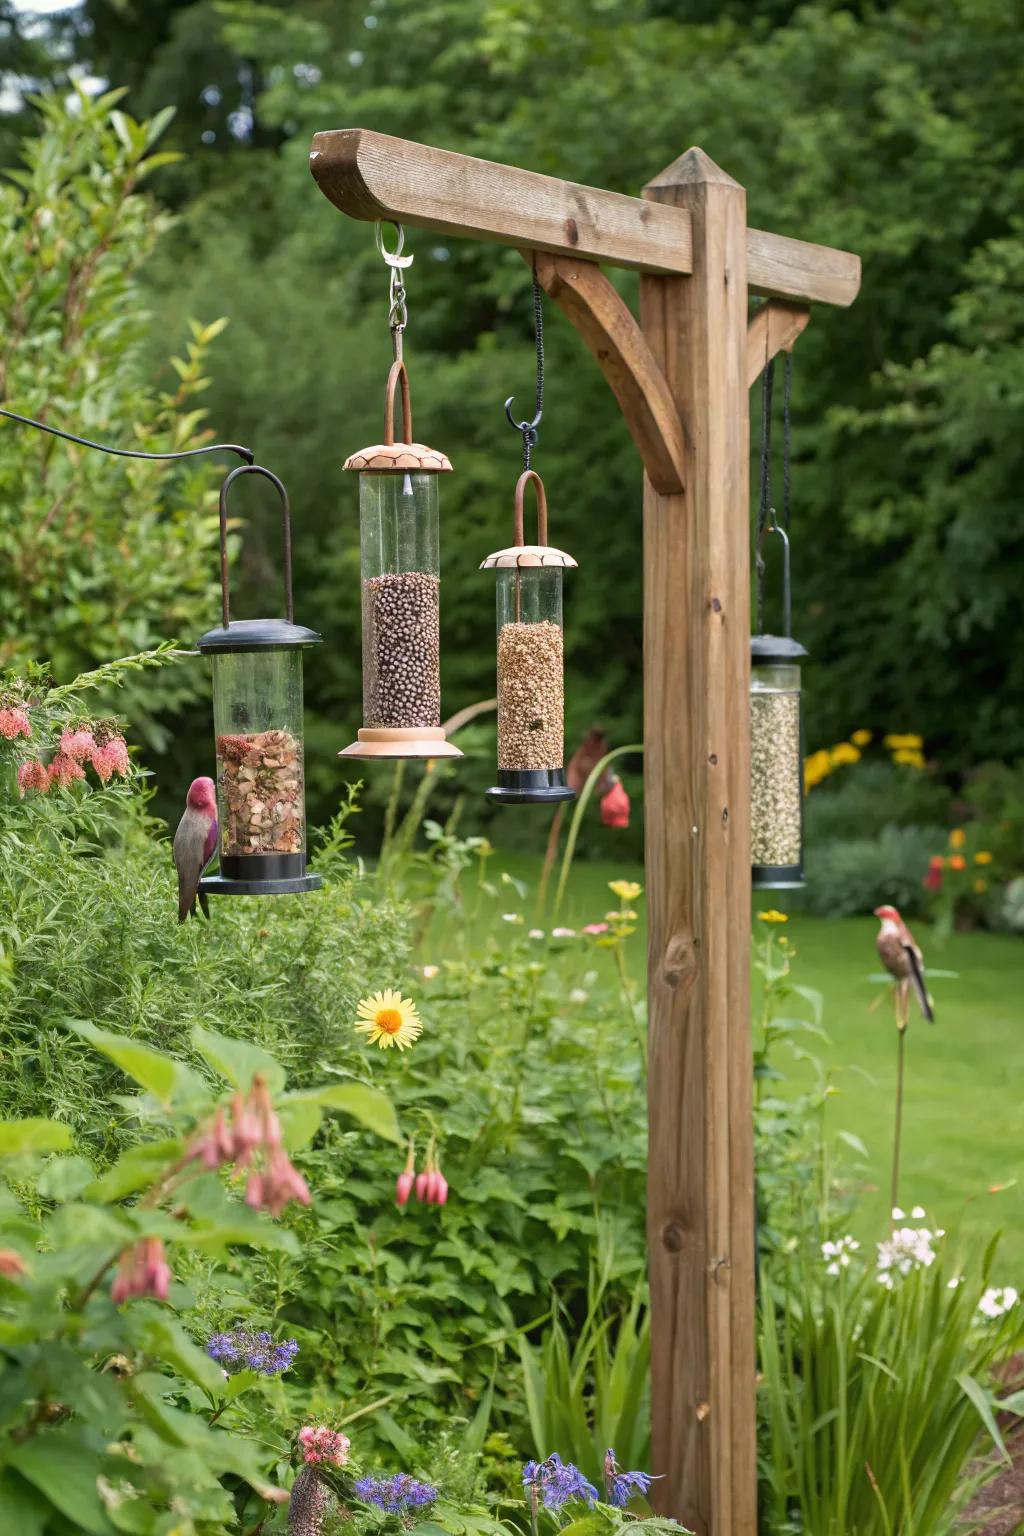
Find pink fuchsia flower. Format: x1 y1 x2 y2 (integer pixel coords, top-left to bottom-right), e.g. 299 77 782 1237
0 1248 27 1279
111 1237 171 1304
396 1137 416 1206
59 727 96 762
600 779 630 829
48 753 86 789
0 707 31 741
17 760 50 795
297 1425 350 1467
583 922 610 936
185 1077 312 1220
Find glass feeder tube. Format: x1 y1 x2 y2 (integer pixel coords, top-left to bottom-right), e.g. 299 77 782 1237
481 471 577 805
340 361 461 761
751 521 807 890
198 465 322 898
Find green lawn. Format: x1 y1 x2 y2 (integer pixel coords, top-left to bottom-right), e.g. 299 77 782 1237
461 849 1024 1275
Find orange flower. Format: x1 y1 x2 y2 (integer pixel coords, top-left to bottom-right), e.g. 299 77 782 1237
949 854 966 871
928 855 944 870
948 828 966 850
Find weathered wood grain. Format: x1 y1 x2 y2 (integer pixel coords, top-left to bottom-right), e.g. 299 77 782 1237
532 252 686 494
641 147 756 1536
310 128 861 306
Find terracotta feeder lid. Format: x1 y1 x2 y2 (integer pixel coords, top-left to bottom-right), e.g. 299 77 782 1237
343 360 452 474
480 470 576 570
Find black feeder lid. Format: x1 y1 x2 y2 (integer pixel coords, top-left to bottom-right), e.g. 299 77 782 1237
751 633 809 665
197 618 322 654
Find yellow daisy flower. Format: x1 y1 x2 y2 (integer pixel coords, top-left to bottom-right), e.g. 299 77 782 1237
948 827 966 850
608 879 643 903
355 989 422 1050
829 742 862 767
851 729 873 747
974 850 993 865
758 910 789 924
892 748 925 768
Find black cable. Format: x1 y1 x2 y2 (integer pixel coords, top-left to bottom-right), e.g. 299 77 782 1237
756 355 775 636
782 351 793 533
0 406 254 466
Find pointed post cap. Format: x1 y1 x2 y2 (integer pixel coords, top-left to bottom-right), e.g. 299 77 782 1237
645 145 742 195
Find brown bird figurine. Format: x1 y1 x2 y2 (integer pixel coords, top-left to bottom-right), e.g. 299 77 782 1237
874 903 935 1024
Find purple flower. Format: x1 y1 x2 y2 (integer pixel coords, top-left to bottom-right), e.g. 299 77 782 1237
206 1326 298 1377
603 1448 654 1507
354 1473 438 1513
523 1455 598 1510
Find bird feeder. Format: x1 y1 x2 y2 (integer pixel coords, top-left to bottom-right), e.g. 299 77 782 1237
751 521 807 889
340 362 461 761
197 465 321 897
481 470 576 805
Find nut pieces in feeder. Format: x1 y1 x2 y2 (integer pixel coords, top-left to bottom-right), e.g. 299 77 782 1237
198 465 322 899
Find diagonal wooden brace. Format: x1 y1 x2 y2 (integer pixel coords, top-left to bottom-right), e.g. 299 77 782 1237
746 299 810 387
531 252 687 495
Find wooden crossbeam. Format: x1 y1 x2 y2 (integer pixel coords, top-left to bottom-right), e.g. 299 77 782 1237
310 129 861 307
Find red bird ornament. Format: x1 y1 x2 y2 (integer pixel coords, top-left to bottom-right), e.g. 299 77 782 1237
874 904 935 1024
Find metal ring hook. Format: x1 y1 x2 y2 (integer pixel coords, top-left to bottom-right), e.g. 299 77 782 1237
504 395 543 434
374 219 413 270
755 519 793 640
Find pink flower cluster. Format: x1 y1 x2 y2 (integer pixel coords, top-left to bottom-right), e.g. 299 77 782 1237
298 1425 351 1467
112 1236 172 1304
16 722 131 796
0 706 31 741
395 1138 448 1207
187 1074 312 1219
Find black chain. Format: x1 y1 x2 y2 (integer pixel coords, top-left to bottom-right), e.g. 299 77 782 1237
505 259 545 472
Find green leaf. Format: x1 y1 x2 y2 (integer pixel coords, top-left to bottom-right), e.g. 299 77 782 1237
283 1082 399 1143
0 1470 48 1536
7 1432 113 1535
37 1154 94 1202
190 1025 285 1094
133 1316 225 1395
0 1118 72 1158
86 1139 183 1203
957 1371 1010 1464
65 1021 206 1108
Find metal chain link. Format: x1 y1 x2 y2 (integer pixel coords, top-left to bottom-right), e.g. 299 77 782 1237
375 219 413 360
505 259 545 472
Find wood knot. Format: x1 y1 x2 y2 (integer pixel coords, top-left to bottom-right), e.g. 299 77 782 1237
696 1401 711 1423
663 931 698 993
565 216 579 245
661 1219 685 1253
711 596 722 613
708 752 718 766
722 806 729 825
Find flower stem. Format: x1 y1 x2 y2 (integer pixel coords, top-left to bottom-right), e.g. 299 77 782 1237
890 1020 907 1215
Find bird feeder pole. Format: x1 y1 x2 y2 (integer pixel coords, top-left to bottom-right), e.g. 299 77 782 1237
310 127 860 1536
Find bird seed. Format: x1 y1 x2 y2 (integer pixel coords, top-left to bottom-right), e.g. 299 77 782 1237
497 620 564 771
217 728 304 856
750 690 801 865
362 572 441 729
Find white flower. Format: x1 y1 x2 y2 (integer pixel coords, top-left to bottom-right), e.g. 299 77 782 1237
528 929 545 940
947 1275 964 1289
502 912 522 924
891 1207 905 1220
568 989 589 1005
551 927 577 939
822 1235 860 1276
877 1222 941 1285
978 1286 1019 1320
911 1205 926 1219
422 965 439 980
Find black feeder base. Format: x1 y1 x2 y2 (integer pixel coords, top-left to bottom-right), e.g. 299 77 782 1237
200 851 322 898
752 863 805 892
486 768 576 806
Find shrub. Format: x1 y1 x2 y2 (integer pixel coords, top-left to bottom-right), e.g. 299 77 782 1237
804 759 952 845
803 823 945 919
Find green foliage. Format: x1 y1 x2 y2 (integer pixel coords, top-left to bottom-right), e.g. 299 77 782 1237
804 761 952 846
0 90 227 746
0 1020 397 1535
803 825 945 919
758 1242 1024 1535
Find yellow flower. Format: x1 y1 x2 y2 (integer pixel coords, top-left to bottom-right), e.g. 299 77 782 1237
829 742 861 768
851 729 873 746
884 733 924 751
803 749 832 791
949 828 966 850
893 748 925 769
974 878 988 894
608 879 643 903
974 850 993 865
758 910 789 924
355 989 423 1050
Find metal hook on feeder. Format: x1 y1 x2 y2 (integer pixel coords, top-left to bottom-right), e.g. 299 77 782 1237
375 219 413 354
755 516 793 641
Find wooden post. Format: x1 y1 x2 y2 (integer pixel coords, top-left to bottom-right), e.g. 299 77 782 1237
640 149 755 1536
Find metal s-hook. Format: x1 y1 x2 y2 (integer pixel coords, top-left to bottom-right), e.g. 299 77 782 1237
218 463 294 630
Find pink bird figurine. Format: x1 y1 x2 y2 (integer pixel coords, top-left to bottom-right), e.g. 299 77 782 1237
173 776 218 922
874 904 935 1024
